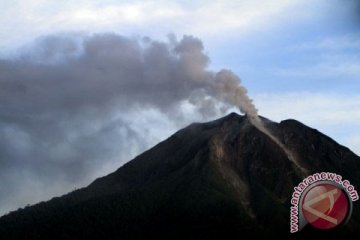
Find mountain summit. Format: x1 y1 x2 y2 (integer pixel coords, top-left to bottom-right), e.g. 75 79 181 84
0 113 359 239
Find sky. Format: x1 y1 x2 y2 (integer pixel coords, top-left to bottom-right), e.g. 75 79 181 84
0 0 359 216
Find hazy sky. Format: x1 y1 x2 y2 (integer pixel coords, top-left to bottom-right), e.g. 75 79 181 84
0 0 359 216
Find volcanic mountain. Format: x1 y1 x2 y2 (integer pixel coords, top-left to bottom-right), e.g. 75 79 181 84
0 113 359 239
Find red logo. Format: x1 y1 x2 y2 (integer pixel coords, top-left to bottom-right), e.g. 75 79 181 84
301 183 350 229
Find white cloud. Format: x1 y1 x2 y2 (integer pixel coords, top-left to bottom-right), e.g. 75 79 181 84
182 0 306 35
0 0 308 51
289 34 360 51
275 55 360 78
255 92 360 125
254 92 360 155
277 33 360 79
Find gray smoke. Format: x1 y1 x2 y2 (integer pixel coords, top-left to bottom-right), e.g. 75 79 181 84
0 33 258 215
214 70 258 118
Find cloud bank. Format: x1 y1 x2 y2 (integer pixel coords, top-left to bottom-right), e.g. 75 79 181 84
0 33 255 215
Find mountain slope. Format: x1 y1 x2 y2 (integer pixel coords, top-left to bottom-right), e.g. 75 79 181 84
0 113 359 239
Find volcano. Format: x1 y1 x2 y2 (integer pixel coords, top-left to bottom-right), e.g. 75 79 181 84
0 113 359 239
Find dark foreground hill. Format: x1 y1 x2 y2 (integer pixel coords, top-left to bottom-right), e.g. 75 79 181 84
0 113 359 239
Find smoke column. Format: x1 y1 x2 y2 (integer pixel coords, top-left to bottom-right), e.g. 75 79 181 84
170 35 259 119
214 70 259 120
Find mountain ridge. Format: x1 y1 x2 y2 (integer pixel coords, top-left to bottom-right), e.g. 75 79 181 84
0 112 359 239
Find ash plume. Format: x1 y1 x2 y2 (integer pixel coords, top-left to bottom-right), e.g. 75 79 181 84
0 33 259 215
214 70 258 119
